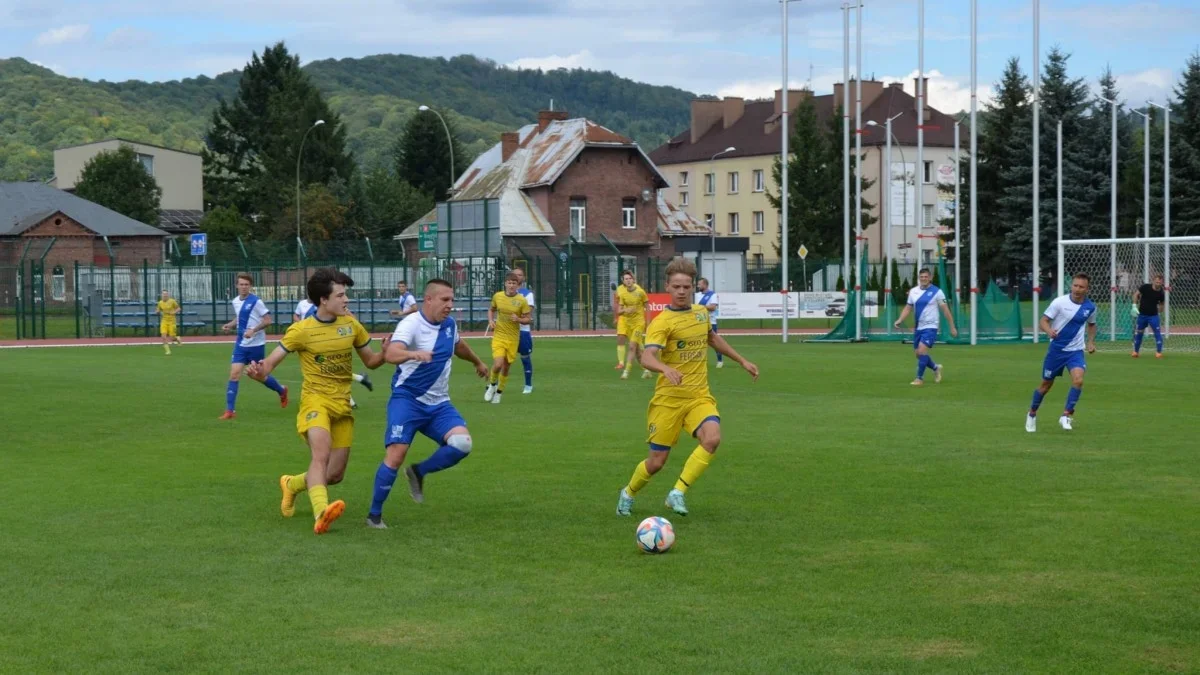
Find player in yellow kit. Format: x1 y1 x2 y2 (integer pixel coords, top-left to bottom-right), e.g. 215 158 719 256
246 267 388 535
616 256 759 518
155 289 182 354
614 270 651 379
484 271 532 405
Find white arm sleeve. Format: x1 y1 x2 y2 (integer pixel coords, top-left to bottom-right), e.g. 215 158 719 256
392 315 416 346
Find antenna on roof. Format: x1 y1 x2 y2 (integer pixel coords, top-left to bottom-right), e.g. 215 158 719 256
806 64 813 91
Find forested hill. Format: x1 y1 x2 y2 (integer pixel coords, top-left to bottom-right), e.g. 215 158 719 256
0 53 698 180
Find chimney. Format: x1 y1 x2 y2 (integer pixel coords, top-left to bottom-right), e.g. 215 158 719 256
501 132 519 162
774 89 810 115
913 77 932 120
722 97 745 129
690 99 724 144
889 82 904 90
537 109 569 133
832 80 885 113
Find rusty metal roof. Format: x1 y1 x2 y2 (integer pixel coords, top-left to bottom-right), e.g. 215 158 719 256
656 192 711 237
522 118 667 188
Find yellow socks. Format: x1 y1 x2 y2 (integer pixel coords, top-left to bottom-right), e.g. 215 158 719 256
309 485 329 520
287 473 308 494
617 344 627 365
498 373 509 393
674 446 714 492
163 344 171 355
626 460 653 497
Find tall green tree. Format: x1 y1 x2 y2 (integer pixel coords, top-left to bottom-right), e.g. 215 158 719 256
825 103 878 255
1168 52 1200 236
73 145 163 226
346 168 435 241
199 205 252 242
394 108 467 202
977 58 1031 282
203 42 355 226
765 97 837 258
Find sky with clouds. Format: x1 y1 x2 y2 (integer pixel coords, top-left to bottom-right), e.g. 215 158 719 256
5 0 1199 114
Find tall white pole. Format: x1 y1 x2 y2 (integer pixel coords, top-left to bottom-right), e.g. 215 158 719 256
916 0 924 270
854 0 863 341
1031 0 1040 344
885 118 893 333
969 0 978 345
1109 98 1117 341
842 4 851 296
1056 119 1063 296
1143 109 1151 282
954 120 961 313
1165 104 1172 334
781 0 790 343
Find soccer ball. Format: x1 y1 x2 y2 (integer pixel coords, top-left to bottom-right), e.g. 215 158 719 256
636 516 675 554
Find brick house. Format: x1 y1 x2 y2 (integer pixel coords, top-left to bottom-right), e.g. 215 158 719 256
398 111 709 294
0 181 167 306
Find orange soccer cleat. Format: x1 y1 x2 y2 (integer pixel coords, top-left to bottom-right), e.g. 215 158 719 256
279 385 289 408
218 410 236 420
314 500 346 535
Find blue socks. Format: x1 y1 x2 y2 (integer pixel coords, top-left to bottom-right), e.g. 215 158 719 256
369 463 399 517
1153 326 1163 353
1134 332 1144 353
1065 387 1082 414
263 375 285 395
916 354 937 379
1029 390 1045 415
415 444 469 478
521 354 533 387
225 380 239 412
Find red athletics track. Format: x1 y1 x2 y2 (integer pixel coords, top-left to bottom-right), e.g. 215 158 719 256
0 328 821 349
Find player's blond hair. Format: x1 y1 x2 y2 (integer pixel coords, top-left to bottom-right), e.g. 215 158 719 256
665 256 697 280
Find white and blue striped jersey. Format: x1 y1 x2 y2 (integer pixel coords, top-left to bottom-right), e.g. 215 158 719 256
294 298 314 319
517 287 535 333
397 291 417 315
232 295 270 347
906 285 946 331
390 312 460 405
1043 294 1097 352
695 290 719 324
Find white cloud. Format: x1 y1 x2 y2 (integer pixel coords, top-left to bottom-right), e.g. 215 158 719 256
102 26 155 49
34 24 89 46
875 70 994 114
1111 68 1178 105
507 50 596 72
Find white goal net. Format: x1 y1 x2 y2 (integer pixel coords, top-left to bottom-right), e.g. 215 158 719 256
1059 236 1200 352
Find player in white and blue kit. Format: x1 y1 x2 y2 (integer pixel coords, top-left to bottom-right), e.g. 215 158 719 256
367 279 490 528
219 273 287 419
892 268 958 385
1027 272 1098 432
695 277 723 368
514 268 536 393
389 280 419 321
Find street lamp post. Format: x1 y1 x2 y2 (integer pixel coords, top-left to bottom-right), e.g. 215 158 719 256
1132 108 1151 282
1148 99 1171 331
419 105 456 193
709 147 736 291
296 119 325 269
1099 95 1118 340
867 114 903 332
781 0 802 343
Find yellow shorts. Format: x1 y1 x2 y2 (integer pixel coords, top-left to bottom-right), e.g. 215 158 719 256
492 337 518 363
160 322 177 337
645 396 720 450
297 395 355 449
617 316 646 344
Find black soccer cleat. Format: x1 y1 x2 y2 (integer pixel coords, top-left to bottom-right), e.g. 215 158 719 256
358 373 374 392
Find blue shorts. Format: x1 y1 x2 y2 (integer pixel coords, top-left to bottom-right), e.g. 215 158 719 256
1042 349 1086 380
231 344 266 364
384 397 467 447
710 323 718 334
1136 314 1161 331
518 331 533 356
913 328 938 349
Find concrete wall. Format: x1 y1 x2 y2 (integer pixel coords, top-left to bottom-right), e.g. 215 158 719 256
54 140 203 211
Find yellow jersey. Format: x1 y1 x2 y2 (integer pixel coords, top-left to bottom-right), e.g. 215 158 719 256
616 284 649 322
645 304 712 403
490 291 531 342
279 315 371 401
156 298 179 322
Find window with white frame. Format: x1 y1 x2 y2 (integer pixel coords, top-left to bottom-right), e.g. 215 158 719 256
753 211 764 234
51 265 65 301
923 161 933 184
137 153 154 176
728 212 740 235
679 171 689 187
753 169 764 192
704 173 715 195
570 198 587 240
621 198 637 229
728 171 739 194
922 204 935 228
680 191 689 206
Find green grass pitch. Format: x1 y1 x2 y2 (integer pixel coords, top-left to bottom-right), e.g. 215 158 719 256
1 338 1197 673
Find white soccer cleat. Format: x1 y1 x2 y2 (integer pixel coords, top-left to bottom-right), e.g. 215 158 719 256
934 365 943 383
484 383 497 402
491 393 502 405
522 385 533 394
350 397 358 410
1059 415 1073 430
716 360 724 369
620 371 629 380
641 369 652 379
1025 415 1037 433
910 379 924 386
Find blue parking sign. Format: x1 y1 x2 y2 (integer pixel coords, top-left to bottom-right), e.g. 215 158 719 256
190 233 207 256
